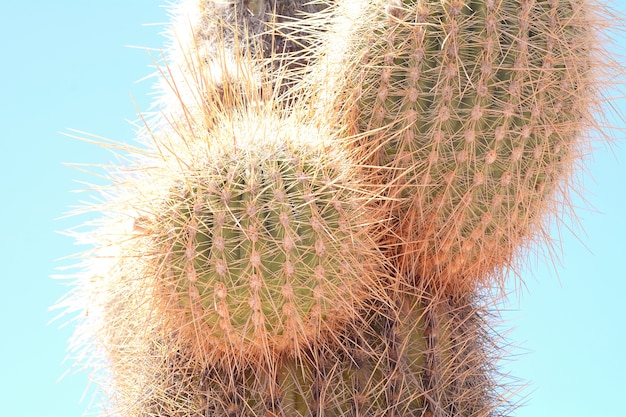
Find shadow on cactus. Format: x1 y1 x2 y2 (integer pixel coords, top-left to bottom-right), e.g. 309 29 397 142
154 0 329 127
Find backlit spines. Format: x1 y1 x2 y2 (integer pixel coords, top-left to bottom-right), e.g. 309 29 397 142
155 0 328 129
57 1 620 415
310 0 604 295
67 109 392 415
99 108 387 366
151 121 383 361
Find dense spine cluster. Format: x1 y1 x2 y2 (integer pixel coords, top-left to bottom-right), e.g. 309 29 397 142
58 0 617 416
310 0 603 295
71 107 394 414
156 0 326 129
147 113 385 362
100 288 509 416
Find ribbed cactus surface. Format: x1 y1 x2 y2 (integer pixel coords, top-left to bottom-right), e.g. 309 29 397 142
72 108 393 415
58 0 617 416
106 288 507 417
311 0 601 295
150 113 385 361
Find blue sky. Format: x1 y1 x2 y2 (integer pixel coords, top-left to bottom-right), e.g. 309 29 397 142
0 1 624 416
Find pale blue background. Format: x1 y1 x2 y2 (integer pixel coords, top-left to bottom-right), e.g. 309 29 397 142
0 1 624 416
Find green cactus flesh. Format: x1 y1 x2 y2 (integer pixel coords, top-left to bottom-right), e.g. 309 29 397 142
96 111 385 365
316 0 597 293
158 145 368 357
59 0 615 415
116 291 506 417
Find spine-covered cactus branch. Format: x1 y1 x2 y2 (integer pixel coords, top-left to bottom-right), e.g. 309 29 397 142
56 0 621 416
306 0 611 297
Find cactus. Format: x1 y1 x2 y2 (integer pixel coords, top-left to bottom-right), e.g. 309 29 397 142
94 284 510 416
69 101 398 413
146 111 388 363
155 0 327 129
306 0 608 296
57 0 618 416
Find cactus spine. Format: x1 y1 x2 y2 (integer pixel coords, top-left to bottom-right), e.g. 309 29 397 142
72 101 397 414
145 111 386 362
58 0 617 416
157 0 326 127
309 0 604 296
